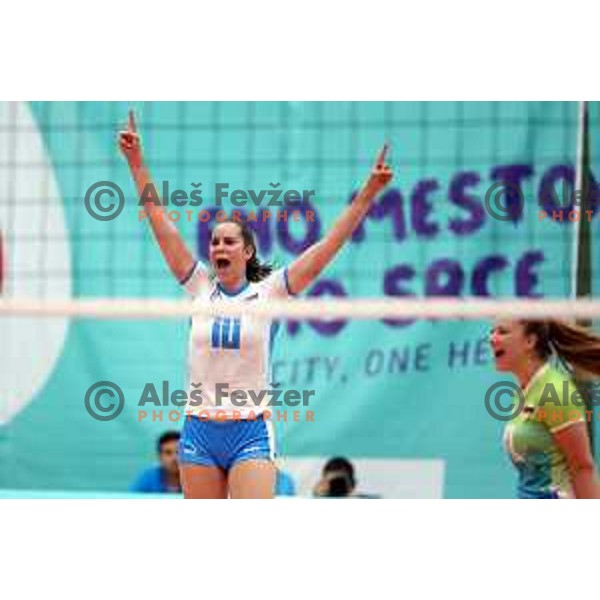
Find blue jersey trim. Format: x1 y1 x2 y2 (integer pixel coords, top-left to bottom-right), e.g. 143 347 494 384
284 267 296 296
217 280 250 297
179 261 198 286
269 320 281 378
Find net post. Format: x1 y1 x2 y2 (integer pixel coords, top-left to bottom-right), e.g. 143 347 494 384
572 100 594 451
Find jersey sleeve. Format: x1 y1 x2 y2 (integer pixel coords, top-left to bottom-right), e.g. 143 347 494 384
539 375 586 433
258 267 296 299
180 261 210 297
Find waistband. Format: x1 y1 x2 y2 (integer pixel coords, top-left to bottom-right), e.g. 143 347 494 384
184 411 268 423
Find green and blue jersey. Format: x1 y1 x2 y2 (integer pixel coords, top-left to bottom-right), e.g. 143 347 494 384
503 363 585 499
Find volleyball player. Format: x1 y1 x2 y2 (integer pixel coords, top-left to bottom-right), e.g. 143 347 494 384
119 111 393 498
490 318 600 498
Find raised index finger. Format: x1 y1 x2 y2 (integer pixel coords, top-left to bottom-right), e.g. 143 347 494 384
375 142 389 167
128 109 137 133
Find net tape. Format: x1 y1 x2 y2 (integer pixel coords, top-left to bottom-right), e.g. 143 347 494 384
1 298 599 320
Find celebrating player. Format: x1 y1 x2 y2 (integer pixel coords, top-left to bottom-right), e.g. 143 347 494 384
490 318 600 498
119 110 393 498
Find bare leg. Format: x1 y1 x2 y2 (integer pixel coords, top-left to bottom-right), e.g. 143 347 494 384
228 460 276 499
180 464 228 499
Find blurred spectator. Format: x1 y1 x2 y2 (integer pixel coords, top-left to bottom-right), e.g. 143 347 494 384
275 469 296 496
129 431 182 493
313 457 356 498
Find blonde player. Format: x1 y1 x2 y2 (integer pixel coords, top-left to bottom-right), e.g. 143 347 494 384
119 111 393 498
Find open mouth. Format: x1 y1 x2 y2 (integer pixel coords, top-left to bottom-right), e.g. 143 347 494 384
215 258 231 270
494 349 505 359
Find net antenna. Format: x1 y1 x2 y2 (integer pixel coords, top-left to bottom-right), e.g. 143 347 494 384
572 100 595 451
572 101 592 300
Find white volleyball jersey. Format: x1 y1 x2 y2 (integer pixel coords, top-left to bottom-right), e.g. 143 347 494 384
182 262 293 418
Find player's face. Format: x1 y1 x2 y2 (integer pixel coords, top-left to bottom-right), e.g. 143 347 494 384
159 440 179 474
489 320 531 372
209 223 253 285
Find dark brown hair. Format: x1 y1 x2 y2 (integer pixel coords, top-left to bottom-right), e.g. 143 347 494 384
217 220 273 282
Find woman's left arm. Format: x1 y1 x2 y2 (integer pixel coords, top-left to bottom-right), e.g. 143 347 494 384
553 422 600 499
286 144 393 295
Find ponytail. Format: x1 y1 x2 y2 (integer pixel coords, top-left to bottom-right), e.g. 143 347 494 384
523 319 600 380
246 253 273 282
548 320 600 379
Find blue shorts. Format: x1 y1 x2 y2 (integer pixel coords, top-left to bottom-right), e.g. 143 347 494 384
178 416 276 470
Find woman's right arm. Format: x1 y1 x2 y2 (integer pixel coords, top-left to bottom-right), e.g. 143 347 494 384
118 110 196 283
553 421 600 499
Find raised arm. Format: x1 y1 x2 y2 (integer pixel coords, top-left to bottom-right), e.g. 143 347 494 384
286 144 393 295
118 110 196 283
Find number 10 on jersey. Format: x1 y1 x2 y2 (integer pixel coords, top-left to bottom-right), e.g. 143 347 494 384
211 317 241 350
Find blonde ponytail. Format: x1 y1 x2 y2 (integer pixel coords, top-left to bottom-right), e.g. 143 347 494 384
523 319 600 380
